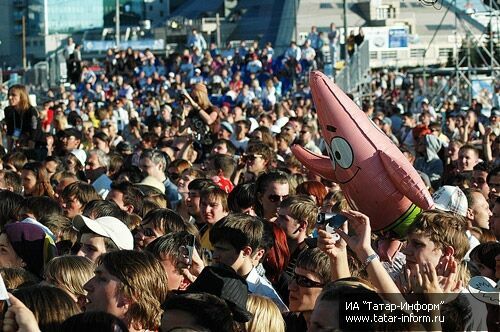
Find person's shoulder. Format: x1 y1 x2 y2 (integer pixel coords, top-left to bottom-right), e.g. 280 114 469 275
283 312 307 332
454 291 489 331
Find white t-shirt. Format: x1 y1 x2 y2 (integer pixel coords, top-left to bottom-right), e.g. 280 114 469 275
464 230 480 261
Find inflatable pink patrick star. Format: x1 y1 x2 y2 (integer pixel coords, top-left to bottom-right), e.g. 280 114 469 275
292 71 434 238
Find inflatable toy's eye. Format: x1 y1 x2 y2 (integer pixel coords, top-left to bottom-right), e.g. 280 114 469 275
330 137 354 169
324 142 336 170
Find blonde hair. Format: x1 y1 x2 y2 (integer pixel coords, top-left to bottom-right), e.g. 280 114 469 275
44 256 95 299
8 84 31 111
409 210 470 285
191 83 211 109
409 211 469 261
245 295 285 332
100 250 169 331
144 193 167 208
281 195 318 235
54 114 68 130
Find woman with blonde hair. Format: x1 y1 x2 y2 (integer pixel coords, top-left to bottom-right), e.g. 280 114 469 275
4 84 45 154
44 256 95 309
245 295 285 332
184 83 220 138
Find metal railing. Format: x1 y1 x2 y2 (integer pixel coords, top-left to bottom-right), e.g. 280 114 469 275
23 46 67 89
335 41 370 93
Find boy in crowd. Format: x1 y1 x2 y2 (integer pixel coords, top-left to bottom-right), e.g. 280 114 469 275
199 186 229 250
275 195 318 303
402 210 488 331
146 231 204 291
73 214 134 262
284 247 332 332
210 213 288 311
61 181 101 218
84 250 168 331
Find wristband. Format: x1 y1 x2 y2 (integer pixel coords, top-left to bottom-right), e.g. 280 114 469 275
361 253 379 270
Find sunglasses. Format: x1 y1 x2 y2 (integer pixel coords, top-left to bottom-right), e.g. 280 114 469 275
268 194 289 203
244 154 263 161
292 273 324 288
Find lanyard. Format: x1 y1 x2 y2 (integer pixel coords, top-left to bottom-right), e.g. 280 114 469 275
13 109 23 130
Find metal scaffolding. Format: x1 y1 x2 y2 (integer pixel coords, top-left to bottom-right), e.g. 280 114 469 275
420 0 500 108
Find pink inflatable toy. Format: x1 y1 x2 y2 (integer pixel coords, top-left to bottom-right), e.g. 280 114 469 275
292 71 434 238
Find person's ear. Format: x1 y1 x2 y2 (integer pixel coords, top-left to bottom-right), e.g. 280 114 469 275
298 220 308 232
179 276 191 291
443 245 455 258
124 204 134 214
242 246 253 258
466 208 474 220
18 258 27 269
117 294 132 311
257 193 263 205
252 248 265 262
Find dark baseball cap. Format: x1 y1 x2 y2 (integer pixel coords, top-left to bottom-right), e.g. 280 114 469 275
63 128 82 140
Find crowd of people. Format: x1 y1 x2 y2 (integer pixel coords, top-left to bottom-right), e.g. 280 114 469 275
0 26 499 332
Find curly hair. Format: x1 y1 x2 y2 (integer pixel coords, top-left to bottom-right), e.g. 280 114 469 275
408 210 469 261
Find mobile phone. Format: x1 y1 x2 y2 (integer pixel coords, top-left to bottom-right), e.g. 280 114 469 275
184 234 196 266
317 212 348 229
317 212 348 239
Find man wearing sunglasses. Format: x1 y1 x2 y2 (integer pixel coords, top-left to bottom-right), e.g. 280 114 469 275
285 247 332 332
255 171 291 221
275 195 318 304
234 142 273 185
298 124 321 155
245 143 272 177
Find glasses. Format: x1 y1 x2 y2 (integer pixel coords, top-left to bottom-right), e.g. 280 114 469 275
169 173 180 181
268 194 289 203
292 273 324 288
138 224 156 238
244 154 263 161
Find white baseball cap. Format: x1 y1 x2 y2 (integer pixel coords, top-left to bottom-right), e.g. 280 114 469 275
73 215 133 250
432 185 468 217
70 149 87 167
137 175 166 195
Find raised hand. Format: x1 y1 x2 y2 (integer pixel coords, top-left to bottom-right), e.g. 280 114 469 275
181 247 205 284
317 219 348 260
335 210 374 260
409 262 442 294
